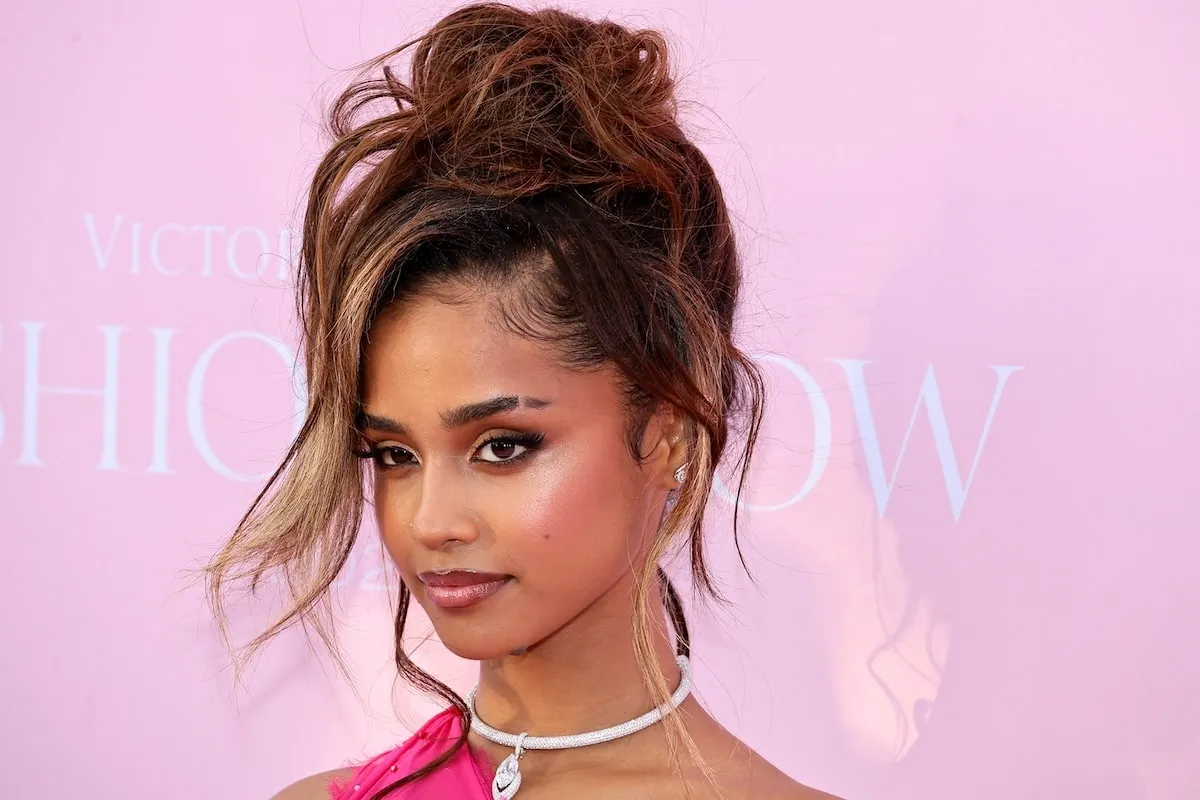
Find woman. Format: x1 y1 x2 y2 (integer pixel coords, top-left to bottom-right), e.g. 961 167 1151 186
207 4 840 798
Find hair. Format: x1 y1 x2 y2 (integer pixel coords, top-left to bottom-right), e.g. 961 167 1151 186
205 3 764 796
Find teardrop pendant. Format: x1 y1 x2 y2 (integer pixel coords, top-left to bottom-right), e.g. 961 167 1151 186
491 752 523 799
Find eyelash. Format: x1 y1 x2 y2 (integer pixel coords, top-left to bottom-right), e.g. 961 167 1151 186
355 432 545 471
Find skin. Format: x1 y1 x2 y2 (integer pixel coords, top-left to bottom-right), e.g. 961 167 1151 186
272 278 839 799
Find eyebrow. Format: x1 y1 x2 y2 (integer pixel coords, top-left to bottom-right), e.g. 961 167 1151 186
356 395 550 435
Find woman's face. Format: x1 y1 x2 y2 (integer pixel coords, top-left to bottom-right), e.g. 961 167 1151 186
358 281 678 660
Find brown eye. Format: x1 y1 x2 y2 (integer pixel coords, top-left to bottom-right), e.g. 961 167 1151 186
376 446 416 468
478 439 524 463
474 432 544 464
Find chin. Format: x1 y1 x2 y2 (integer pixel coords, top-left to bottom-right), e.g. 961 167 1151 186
437 631 523 661
428 616 533 662
413 581 549 661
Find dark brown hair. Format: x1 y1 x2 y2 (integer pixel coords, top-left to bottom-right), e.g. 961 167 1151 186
206 4 763 795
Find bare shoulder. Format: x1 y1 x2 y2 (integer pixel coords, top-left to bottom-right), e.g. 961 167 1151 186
746 751 845 800
681 722 845 799
268 768 356 800
787 781 845 800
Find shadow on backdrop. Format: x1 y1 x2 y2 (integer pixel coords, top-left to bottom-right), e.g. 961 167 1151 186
854 107 1200 800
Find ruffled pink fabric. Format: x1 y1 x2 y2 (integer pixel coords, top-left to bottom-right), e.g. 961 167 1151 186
328 708 493 799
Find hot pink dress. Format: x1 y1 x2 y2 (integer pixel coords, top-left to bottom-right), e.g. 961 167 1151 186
328 708 493 799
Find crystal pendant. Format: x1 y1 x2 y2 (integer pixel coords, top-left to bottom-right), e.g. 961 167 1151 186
492 753 523 799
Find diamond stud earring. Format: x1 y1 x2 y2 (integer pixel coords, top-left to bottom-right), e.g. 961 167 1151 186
673 465 687 484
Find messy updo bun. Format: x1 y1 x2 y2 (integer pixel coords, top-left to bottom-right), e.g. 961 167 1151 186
208 3 763 795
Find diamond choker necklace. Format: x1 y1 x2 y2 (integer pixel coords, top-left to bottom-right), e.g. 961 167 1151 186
466 654 693 799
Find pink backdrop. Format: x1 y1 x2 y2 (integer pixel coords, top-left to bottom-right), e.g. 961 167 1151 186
3 1 1199 798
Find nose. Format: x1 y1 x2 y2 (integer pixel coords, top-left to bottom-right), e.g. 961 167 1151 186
407 463 478 550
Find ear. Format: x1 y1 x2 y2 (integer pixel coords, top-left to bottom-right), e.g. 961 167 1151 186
642 404 689 490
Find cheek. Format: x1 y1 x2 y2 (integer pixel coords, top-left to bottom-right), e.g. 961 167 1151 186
504 448 643 575
372 478 413 570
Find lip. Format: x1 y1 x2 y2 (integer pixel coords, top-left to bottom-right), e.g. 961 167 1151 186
417 570 512 610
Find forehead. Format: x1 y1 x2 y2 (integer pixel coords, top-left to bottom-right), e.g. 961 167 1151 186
361 287 610 413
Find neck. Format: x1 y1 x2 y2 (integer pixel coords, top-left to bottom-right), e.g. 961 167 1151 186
471 572 682 737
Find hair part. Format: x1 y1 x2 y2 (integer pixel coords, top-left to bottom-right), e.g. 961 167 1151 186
205 4 764 797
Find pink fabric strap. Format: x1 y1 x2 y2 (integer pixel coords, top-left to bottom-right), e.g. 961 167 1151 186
329 708 492 799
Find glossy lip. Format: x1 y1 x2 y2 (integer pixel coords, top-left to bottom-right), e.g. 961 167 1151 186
417 570 513 610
